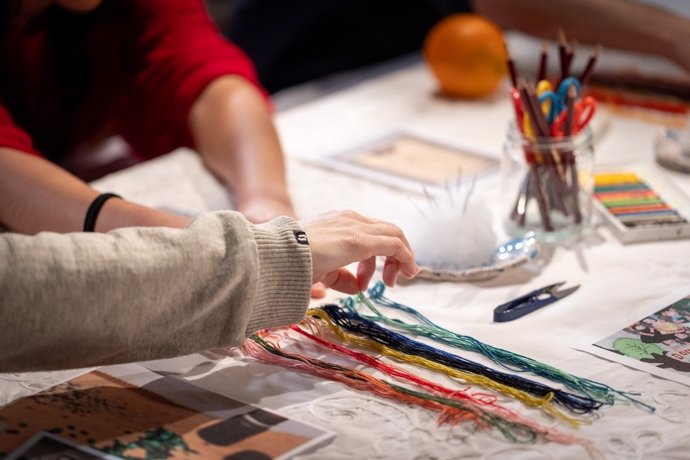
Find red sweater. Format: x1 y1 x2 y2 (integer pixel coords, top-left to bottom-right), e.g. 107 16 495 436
0 0 263 162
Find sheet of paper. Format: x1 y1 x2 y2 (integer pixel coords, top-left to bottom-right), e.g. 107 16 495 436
309 132 497 194
576 288 690 387
0 364 334 460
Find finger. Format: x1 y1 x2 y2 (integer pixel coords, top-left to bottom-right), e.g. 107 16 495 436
356 256 377 291
350 220 414 252
310 282 328 299
382 258 401 286
359 235 419 278
335 211 413 251
322 268 360 294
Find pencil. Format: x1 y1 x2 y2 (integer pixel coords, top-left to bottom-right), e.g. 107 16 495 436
528 81 572 219
562 39 576 81
564 85 582 224
504 41 517 87
524 83 550 137
558 29 568 81
537 42 548 82
564 85 576 137
518 82 555 231
579 44 602 85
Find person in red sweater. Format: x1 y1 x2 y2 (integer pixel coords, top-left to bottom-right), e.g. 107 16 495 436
0 0 293 233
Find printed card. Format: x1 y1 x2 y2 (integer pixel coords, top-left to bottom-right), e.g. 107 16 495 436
0 364 334 460
576 290 690 387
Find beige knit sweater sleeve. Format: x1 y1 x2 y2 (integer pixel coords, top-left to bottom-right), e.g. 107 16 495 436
0 212 312 372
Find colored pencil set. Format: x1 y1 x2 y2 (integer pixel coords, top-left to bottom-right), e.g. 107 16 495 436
505 32 600 235
591 168 690 243
594 172 688 227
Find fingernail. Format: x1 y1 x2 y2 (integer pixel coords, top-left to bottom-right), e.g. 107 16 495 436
403 267 420 278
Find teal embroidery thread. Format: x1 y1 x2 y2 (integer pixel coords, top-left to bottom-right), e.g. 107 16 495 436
343 282 653 411
320 304 602 414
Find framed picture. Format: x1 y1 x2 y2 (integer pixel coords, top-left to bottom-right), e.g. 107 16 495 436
309 132 498 194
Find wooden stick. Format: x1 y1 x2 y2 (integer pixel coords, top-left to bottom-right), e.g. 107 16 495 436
537 42 548 82
526 82 571 223
579 44 602 85
518 82 554 231
504 41 518 87
524 83 550 137
558 29 568 81
564 85 576 137
564 85 583 224
567 40 577 74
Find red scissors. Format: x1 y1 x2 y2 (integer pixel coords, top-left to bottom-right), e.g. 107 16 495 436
550 96 596 137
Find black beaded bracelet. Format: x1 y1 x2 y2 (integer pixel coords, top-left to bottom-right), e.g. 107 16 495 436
83 193 122 232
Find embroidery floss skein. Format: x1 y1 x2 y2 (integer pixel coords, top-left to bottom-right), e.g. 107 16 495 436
245 331 590 446
319 304 603 415
290 320 596 448
292 320 498 409
309 308 581 426
244 334 517 437
359 282 654 411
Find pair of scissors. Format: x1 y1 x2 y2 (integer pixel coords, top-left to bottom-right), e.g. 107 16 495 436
493 282 580 322
550 96 596 137
537 77 581 123
536 80 555 122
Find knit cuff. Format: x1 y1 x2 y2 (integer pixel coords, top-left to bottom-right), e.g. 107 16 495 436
245 216 312 335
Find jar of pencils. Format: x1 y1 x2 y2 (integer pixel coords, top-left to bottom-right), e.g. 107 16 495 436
502 121 595 242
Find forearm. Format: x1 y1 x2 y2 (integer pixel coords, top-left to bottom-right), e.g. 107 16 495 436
0 148 191 234
0 212 311 372
189 76 294 219
473 0 689 68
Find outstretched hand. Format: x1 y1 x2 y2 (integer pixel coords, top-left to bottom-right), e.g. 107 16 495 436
299 210 419 295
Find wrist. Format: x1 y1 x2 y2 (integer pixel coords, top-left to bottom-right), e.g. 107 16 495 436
235 192 296 223
83 193 121 232
246 216 312 333
94 199 192 232
235 182 292 203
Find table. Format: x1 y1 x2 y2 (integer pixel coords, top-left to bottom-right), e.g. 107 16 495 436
3 57 690 459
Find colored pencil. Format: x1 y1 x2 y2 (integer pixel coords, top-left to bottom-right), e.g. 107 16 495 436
537 42 548 82
580 45 602 85
504 41 517 87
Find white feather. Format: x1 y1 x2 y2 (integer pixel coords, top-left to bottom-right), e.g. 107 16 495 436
404 183 497 270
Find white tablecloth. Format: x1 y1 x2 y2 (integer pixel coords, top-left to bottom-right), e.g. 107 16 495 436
3 60 690 460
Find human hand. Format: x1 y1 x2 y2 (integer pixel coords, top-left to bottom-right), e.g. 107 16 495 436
299 210 420 294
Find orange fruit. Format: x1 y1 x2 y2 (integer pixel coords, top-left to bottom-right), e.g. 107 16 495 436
424 14 507 99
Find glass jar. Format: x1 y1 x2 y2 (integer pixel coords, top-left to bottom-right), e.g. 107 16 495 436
502 122 595 242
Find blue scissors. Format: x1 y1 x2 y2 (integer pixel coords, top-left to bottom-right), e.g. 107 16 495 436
537 77 581 123
493 282 580 322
